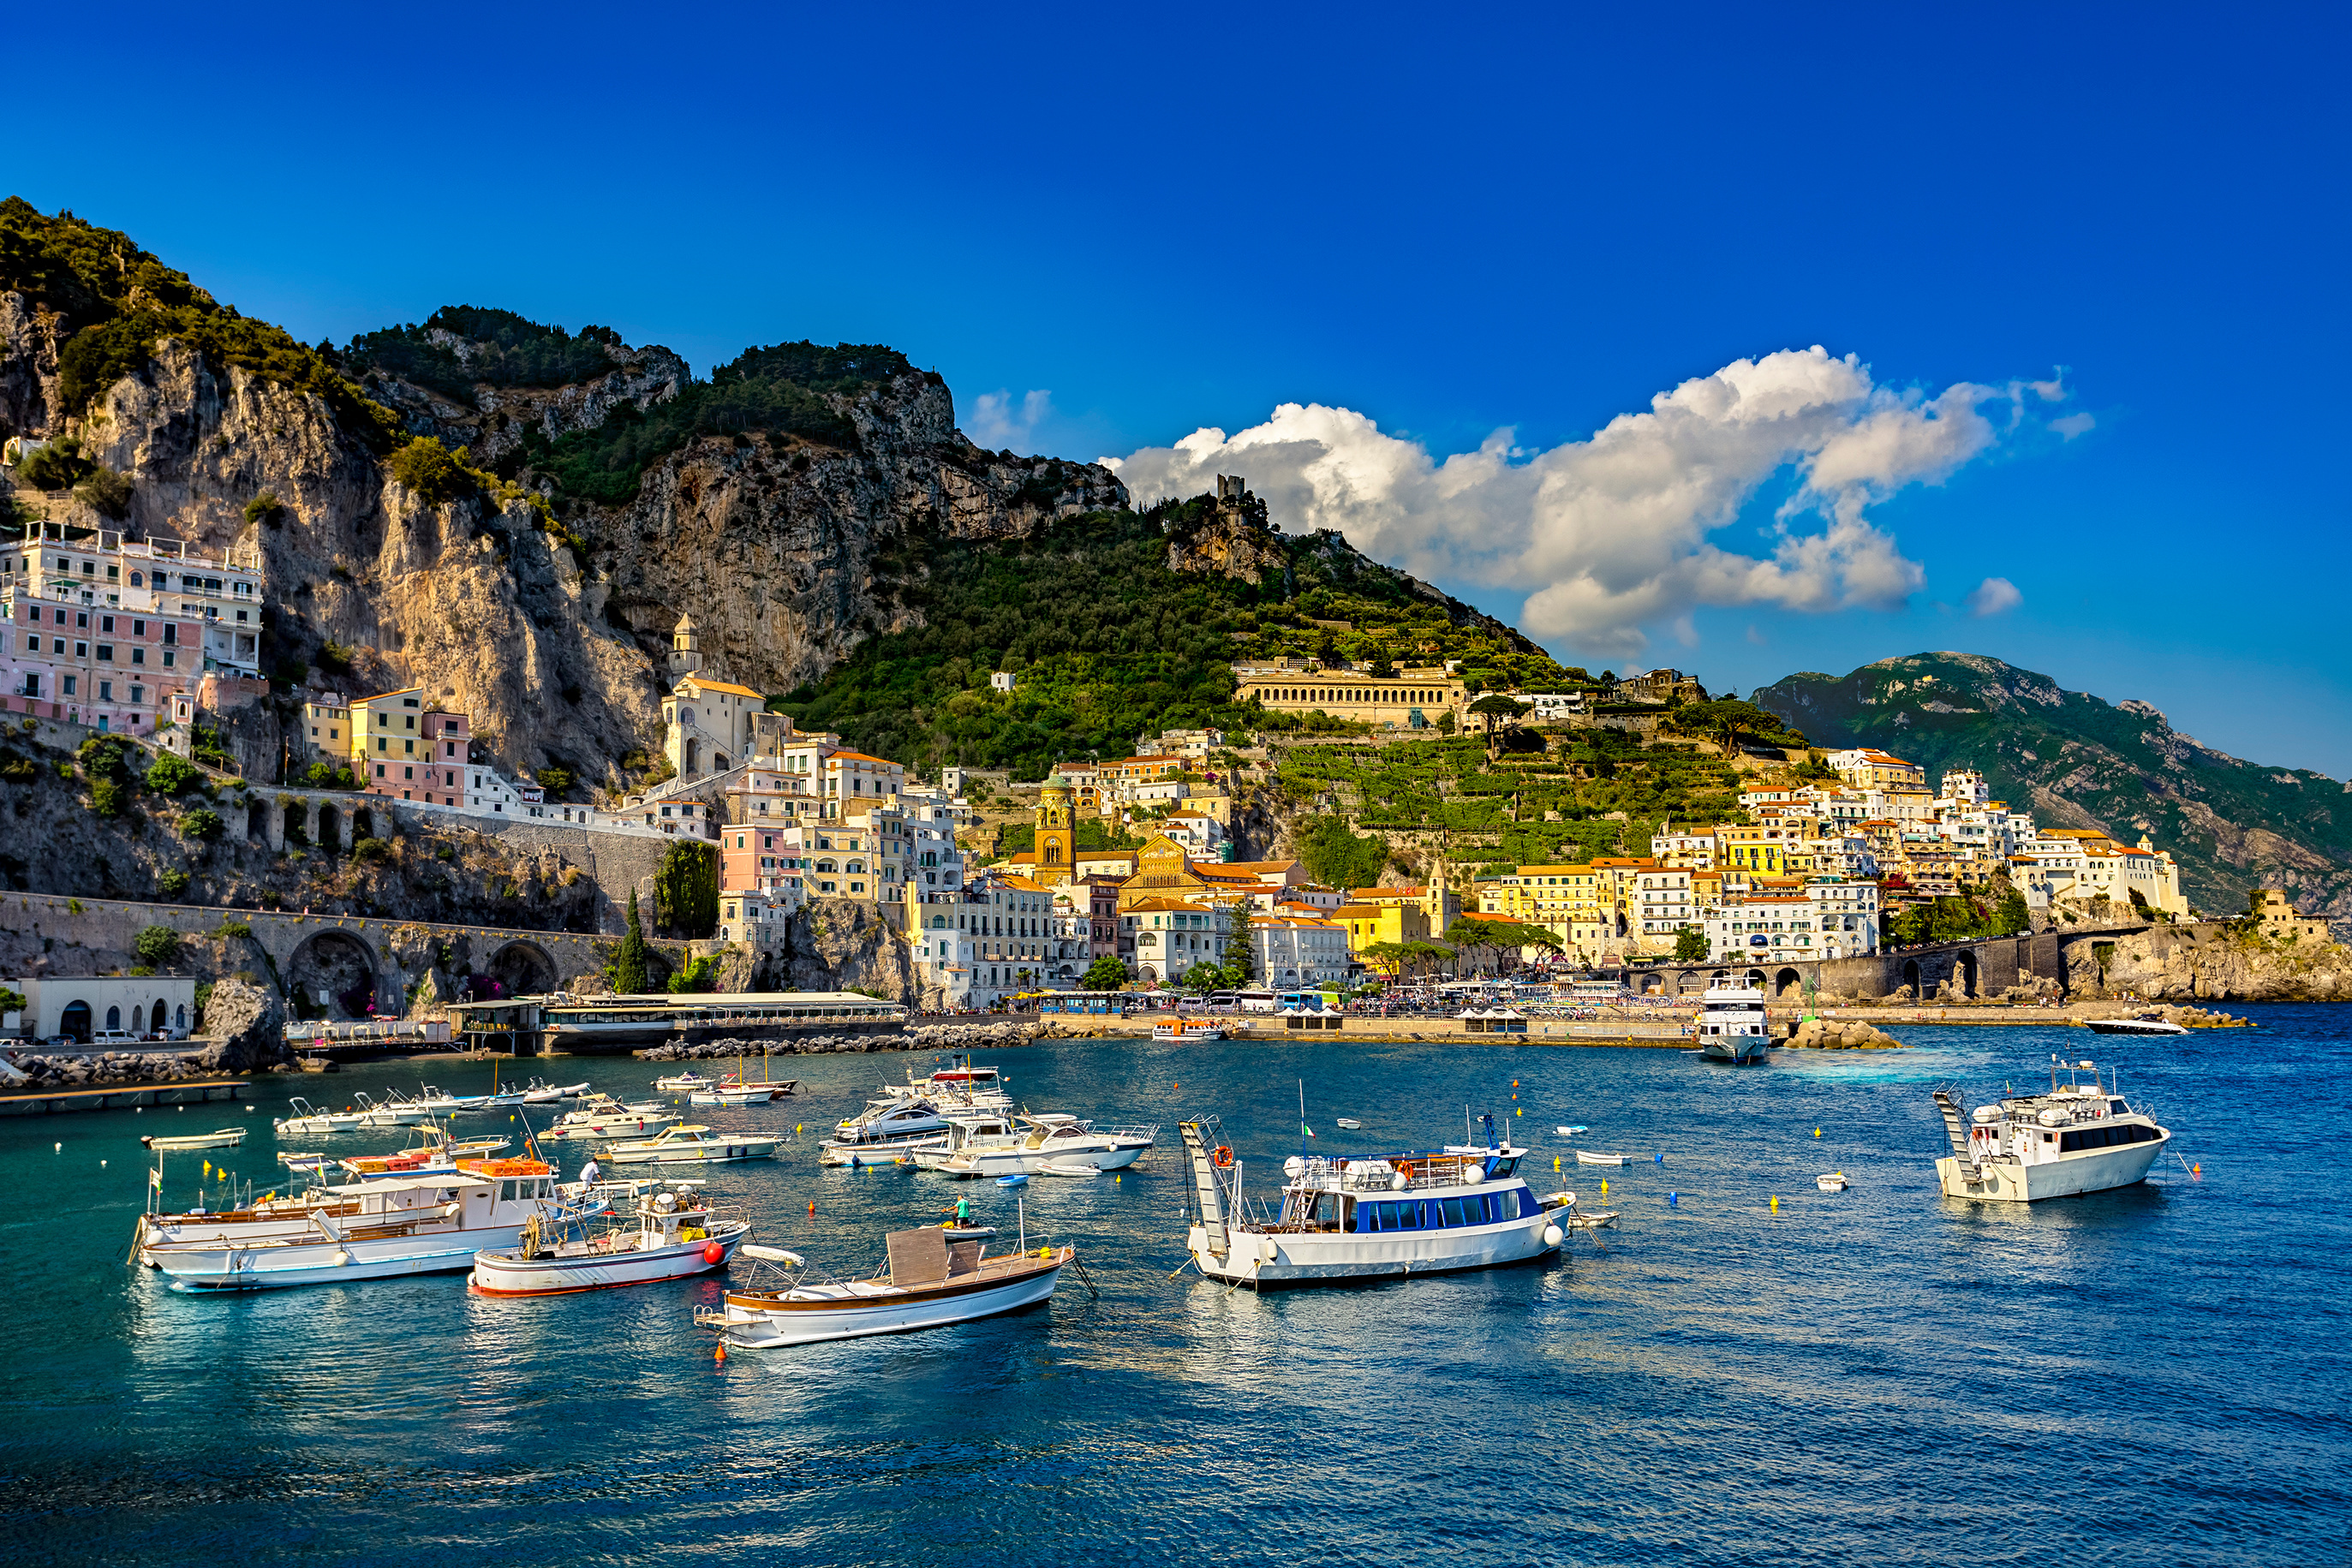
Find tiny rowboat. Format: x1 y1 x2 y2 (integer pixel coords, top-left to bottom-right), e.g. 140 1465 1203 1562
1575 1151 1632 1166
1038 1161 1104 1177
1335 1118 1363 1130
995 1172 1030 1188
1555 1124 1589 1136
143 1128 247 1151
701 1230 1075 1348
1816 1172 1849 1192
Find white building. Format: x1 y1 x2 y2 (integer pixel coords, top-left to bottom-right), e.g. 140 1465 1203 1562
1249 915 1351 990
909 875 1056 1008
9 975 197 1041
1704 880 1879 965
1626 865 1695 947
1119 897 1235 987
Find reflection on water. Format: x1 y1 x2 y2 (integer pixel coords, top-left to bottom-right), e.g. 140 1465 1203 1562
3 1007 2347 1565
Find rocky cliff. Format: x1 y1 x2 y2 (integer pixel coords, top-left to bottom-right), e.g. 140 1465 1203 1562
1752 653 2352 924
0 202 1124 796
2069 922 2352 1002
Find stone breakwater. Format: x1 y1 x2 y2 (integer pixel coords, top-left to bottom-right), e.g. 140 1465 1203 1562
1783 1018 1902 1049
634 1022 1046 1060
5 1049 224 1088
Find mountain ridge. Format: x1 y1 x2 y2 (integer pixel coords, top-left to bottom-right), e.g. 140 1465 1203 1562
1752 652 2350 921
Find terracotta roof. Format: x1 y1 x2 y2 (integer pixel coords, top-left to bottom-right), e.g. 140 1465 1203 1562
684 678 766 699
827 751 898 766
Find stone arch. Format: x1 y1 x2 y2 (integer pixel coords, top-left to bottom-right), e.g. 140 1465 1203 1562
1901 958 1922 997
245 797 268 842
316 802 339 851
485 939 558 999
104 1003 122 1031
1743 969 1766 989
58 999 91 1042
683 737 700 776
1774 967 1803 999
1955 951 1979 999
150 999 167 1032
289 929 382 1019
352 806 377 841
283 798 307 844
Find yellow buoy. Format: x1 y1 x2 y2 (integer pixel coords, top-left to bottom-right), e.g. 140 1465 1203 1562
1770 1195 1780 1211
1599 1178 1608 1195
1813 1127 1822 1138
1553 1155 1561 1172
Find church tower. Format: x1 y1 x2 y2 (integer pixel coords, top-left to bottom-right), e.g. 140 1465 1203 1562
668 613 703 681
1036 771 1076 885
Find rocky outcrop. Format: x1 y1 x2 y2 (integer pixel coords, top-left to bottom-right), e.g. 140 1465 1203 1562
2070 923 2352 1001
1785 1017 1902 1049
198 976 288 1070
783 898 916 1002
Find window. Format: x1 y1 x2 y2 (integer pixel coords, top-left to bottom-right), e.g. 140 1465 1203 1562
98 681 111 701
129 686 142 704
129 647 143 665
101 617 113 633
62 676 75 696
161 623 175 645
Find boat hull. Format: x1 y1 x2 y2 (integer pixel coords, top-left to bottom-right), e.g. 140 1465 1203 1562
1699 1037 1770 1063
719 1260 1065 1345
938 1142 1148 1177
607 1139 779 1165
1187 1206 1559 1287
469 1231 745 1296
1937 1136 2169 1202
2082 1020 2189 1036
153 1220 539 1291
820 1135 946 1166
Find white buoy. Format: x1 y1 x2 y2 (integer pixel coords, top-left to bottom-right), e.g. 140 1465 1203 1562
1543 1225 1563 1247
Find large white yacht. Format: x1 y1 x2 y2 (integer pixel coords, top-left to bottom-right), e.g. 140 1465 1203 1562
1697 979 1772 1063
1178 1117 1566 1288
1933 1058 2172 1201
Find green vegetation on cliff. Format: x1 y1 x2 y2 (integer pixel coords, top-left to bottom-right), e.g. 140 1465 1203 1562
773 504 1579 780
0 197 402 444
346 307 622 401
1752 653 2352 919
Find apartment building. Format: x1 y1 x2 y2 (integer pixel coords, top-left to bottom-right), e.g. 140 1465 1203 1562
350 689 470 804
1250 913 1352 989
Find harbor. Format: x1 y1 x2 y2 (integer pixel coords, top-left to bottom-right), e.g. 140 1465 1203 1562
2 1006 2340 1565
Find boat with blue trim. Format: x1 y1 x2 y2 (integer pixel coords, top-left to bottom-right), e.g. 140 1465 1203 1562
1178 1116 1567 1288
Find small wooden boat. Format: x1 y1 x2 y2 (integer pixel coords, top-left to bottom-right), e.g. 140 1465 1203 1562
606 1124 781 1166
1816 1172 1849 1192
1575 1151 1632 1166
928 1219 999 1242
995 1172 1030 1188
1038 1161 1104 1177
142 1127 248 1151
700 1228 1074 1348
689 1084 787 1106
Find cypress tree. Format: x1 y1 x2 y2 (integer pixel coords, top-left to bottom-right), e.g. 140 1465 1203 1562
614 892 649 993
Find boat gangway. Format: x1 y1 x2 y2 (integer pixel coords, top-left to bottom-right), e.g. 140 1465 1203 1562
0 1080 252 1116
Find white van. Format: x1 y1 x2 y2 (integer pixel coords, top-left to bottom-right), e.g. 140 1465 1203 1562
91 1028 142 1046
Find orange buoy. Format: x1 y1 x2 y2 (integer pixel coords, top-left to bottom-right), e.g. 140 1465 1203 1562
714 1342 726 1363
702 1242 725 1265
808 1201 816 1215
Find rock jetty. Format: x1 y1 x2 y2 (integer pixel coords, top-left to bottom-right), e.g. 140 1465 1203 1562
636 1021 1044 1060
1783 1017 1903 1049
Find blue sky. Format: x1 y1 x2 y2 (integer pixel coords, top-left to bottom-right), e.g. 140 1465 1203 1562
14 3 2348 771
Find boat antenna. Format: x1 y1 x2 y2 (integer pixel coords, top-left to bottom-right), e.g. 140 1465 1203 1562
1018 1195 1026 1255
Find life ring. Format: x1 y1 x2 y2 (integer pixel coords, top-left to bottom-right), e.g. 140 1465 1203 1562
1211 1145 1233 1168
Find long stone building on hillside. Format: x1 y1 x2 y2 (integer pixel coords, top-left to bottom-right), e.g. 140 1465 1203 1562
1231 659 1470 730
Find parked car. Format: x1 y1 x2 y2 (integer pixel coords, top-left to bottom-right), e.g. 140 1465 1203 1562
92 1029 141 1046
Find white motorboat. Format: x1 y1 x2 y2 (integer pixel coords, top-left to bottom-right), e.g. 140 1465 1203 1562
887 1058 1011 1110
351 1090 439 1127
273 1097 369 1136
469 1184 749 1296
932 1116 1157 1178
1816 1172 1849 1193
1574 1151 1632 1166
907 1112 1046 1170
819 1095 954 1166
1933 1059 2172 1202
654 1071 714 1093
605 1124 782 1166
2083 1014 2191 1036
1178 1117 1566 1288
519 1080 567 1106
1555 1124 1589 1136
1335 1118 1363 1130
1697 981 1771 1063
143 1162 586 1289
689 1083 789 1107
543 1100 681 1142
141 1127 248 1151
699 1227 1072 1347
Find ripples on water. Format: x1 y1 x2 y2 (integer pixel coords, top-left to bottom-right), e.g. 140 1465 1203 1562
3 1009 2346 1565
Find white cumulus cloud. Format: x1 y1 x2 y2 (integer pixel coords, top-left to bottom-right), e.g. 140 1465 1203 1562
1105 348 2060 658
965 389 1054 450
1966 576 2024 617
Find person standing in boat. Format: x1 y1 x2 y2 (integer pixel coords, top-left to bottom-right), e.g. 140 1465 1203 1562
954 1195 971 1229
576 1154 601 1189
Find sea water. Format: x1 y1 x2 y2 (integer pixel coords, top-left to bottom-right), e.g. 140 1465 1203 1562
2 1008 2344 1565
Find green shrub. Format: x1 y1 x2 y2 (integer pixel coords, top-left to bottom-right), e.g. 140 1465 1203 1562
666 954 721 994
157 868 189 897
73 464 132 519
144 753 200 795
534 766 572 799
212 921 253 939
177 808 223 840
386 436 477 504
351 837 391 862
242 490 286 526
346 307 619 401
654 840 719 939
89 777 123 816
1297 815 1389 891
134 925 181 966
17 436 93 491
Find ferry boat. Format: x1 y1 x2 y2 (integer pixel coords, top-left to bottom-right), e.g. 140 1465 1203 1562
469 1183 749 1296
1178 1118 1566 1288
1696 981 1771 1063
699 1227 1074 1348
1153 1017 1225 1043
142 1162 585 1290
1932 1058 2172 1202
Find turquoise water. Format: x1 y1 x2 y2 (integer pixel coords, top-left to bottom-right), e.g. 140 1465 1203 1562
3 1010 2345 1565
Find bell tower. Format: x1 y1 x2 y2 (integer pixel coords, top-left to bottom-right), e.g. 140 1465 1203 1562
1036 771 1075 883
668 613 703 681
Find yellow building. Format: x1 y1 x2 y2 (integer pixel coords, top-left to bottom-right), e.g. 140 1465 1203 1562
1826 748 1927 791
1230 663 1470 729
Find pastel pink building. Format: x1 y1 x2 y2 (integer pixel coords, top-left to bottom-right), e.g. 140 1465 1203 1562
0 525 260 734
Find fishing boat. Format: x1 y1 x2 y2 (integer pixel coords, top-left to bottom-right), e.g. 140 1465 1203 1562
1177 1115 1567 1288
605 1124 782 1166
1152 1017 1225 1043
1932 1058 2172 1202
141 1127 247 1151
1697 980 1772 1063
1817 1172 1849 1192
654 1070 714 1093
469 1184 749 1296
698 1225 1074 1347
931 1116 1158 1178
1574 1151 1632 1166
2082 1013 2191 1036
142 1164 585 1289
